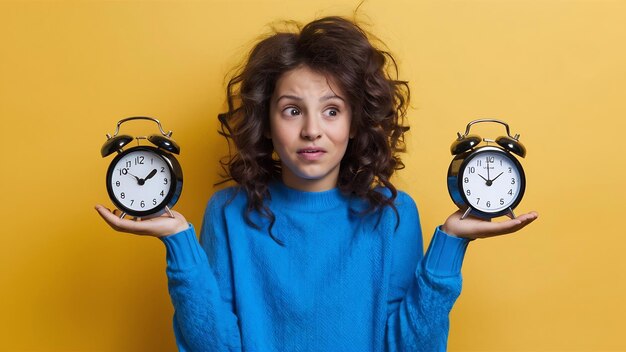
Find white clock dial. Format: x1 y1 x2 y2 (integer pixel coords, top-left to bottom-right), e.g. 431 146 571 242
109 149 172 212
461 150 522 213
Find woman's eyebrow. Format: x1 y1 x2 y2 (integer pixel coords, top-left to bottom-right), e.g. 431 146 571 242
320 94 345 102
275 94 345 103
275 95 301 103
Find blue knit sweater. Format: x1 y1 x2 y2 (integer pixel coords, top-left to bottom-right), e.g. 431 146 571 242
161 182 470 351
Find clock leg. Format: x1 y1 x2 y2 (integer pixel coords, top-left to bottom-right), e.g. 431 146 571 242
460 207 472 220
165 206 175 218
508 207 517 219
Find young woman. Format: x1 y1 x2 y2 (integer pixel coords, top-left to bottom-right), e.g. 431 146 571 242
96 16 537 351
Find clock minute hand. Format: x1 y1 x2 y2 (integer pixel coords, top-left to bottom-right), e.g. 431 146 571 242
127 171 141 182
126 171 148 186
491 172 504 182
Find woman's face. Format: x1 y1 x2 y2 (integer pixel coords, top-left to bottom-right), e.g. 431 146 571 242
269 65 353 192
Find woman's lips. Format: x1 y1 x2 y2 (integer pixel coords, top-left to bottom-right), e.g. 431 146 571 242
297 147 326 161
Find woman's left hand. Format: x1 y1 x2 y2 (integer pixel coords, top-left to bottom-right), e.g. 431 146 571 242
441 210 538 240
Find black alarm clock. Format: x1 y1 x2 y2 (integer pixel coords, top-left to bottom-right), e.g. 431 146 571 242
447 119 526 220
101 116 183 220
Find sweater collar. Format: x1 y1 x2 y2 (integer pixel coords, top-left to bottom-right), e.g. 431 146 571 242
268 181 348 211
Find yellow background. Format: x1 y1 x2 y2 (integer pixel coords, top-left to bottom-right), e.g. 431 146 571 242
1 0 624 350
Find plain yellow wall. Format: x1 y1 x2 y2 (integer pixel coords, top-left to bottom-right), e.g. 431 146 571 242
1 1 625 351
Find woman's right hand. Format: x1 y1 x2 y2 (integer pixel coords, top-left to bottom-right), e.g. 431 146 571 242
95 204 189 238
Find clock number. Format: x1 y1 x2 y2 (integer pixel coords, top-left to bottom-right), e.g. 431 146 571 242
469 167 475 174
125 161 131 168
486 201 491 208
476 160 482 167
476 198 480 205
160 190 165 197
508 189 513 195
140 200 145 208
508 167 512 173
115 181 120 187
466 189 471 196
130 200 134 206
486 156 494 163
164 178 168 185
153 199 157 205
161 167 165 173
464 177 469 183
120 192 125 199
119 168 128 176
135 156 145 165
500 198 505 205
511 178 516 185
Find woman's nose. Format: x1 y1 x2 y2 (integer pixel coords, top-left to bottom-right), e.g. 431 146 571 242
301 116 322 140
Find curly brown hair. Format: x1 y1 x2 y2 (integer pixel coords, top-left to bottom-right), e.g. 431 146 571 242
218 16 410 244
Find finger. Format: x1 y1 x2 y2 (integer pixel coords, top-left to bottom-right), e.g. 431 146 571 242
94 205 154 235
95 204 120 224
95 205 131 232
477 212 538 238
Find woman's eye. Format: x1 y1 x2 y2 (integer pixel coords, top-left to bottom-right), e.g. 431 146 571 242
283 107 300 116
325 108 339 117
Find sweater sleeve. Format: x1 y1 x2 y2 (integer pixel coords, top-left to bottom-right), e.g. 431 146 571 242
384 194 470 351
160 195 242 352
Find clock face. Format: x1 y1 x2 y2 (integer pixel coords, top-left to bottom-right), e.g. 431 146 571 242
460 149 525 214
107 147 175 215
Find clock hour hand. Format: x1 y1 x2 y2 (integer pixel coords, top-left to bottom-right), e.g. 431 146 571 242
478 173 493 186
144 169 158 181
